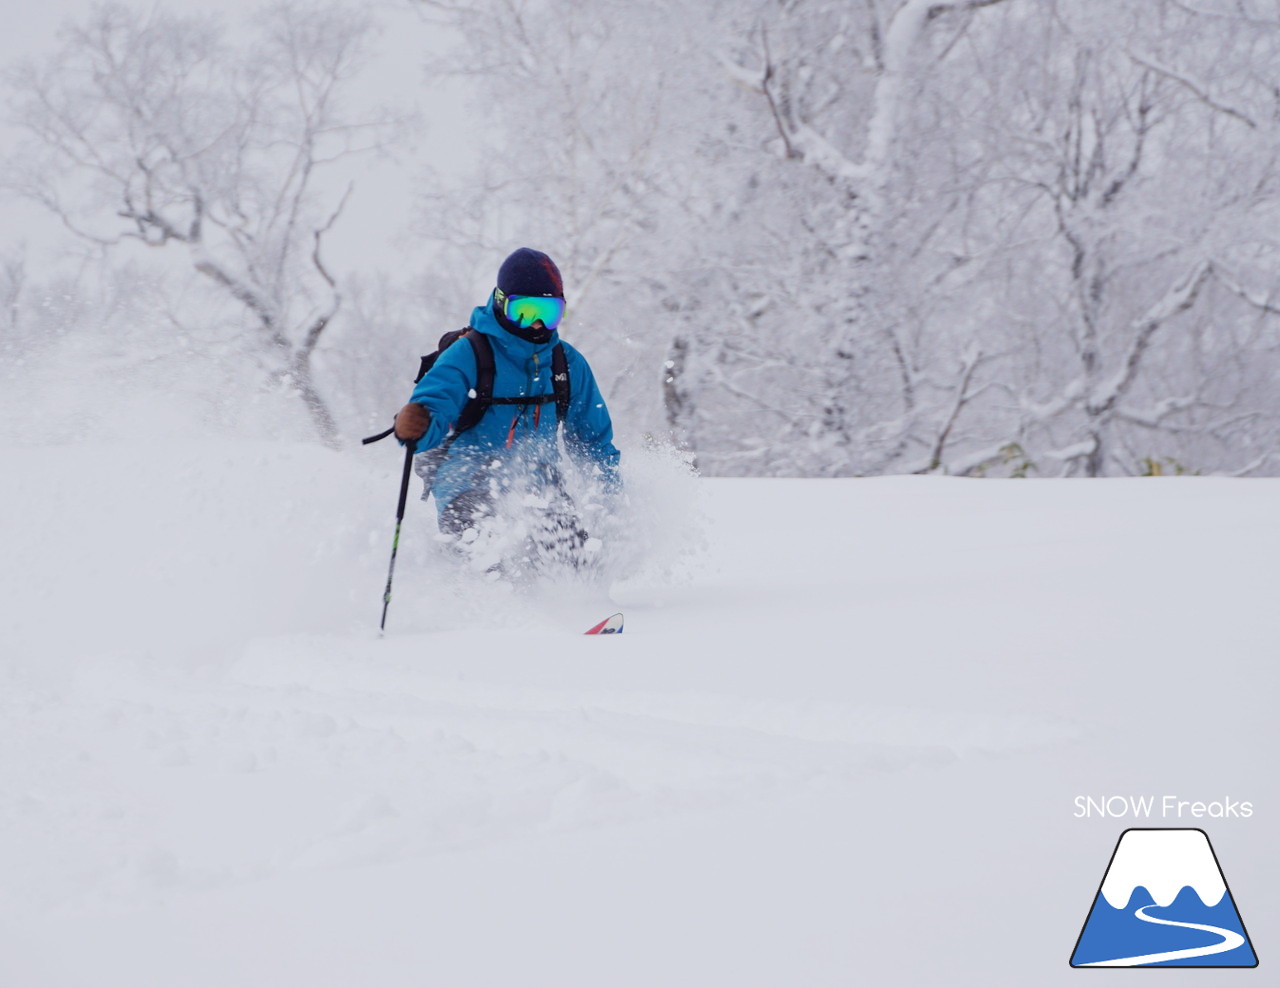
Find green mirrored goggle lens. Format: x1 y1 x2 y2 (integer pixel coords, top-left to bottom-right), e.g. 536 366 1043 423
504 294 565 329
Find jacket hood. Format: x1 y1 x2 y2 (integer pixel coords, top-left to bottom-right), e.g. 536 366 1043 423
470 297 561 357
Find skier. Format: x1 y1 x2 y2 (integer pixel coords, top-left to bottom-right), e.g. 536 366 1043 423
393 247 620 572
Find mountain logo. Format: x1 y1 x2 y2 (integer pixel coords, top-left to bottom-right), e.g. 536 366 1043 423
1070 828 1258 968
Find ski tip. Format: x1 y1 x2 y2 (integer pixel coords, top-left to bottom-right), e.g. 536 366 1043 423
584 612 624 635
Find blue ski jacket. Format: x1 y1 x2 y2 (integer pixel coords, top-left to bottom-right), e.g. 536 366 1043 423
404 297 621 515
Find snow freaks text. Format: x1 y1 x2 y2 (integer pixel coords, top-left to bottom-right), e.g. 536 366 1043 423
1073 796 1254 820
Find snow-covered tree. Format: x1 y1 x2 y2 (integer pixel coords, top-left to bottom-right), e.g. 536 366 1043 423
939 0 1280 475
3 1 397 446
650 0 1018 475
10 0 1278 474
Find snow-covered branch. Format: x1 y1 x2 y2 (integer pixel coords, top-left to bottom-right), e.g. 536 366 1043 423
1211 266 1280 316
1044 439 1098 464
1225 453 1277 477
926 0 1016 22
1088 261 1214 416
919 346 985 471
1115 396 1198 428
1126 51 1258 130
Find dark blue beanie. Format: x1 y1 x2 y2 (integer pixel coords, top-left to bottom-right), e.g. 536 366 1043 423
497 248 564 298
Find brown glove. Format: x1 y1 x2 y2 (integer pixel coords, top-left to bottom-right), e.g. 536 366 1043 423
394 402 431 442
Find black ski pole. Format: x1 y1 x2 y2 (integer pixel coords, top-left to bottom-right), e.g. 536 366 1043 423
364 427 414 635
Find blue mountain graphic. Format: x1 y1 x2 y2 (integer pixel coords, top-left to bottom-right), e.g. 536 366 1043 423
1071 885 1257 967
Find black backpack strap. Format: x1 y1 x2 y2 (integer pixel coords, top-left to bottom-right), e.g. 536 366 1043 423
417 332 568 439
454 330 495 434
490 395 557 405
411 328 495 438
551 343 570 422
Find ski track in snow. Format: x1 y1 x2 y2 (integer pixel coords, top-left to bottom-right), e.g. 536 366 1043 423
0 635 1068 916
1078 905 1246 967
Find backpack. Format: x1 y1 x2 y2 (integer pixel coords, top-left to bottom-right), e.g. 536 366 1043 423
361 328 571 453
417 328 571 437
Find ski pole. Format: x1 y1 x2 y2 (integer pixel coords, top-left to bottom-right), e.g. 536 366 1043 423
364 427 414 635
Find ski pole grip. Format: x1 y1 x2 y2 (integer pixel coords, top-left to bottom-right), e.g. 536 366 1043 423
362 426 396 445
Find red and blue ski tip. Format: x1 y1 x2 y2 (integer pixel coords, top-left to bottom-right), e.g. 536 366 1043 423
584 612 624 635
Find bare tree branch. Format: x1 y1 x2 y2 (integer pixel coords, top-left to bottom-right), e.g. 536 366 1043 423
1126 50 1258 130
1089 260 1214 416
919 346 985 472
926 0 1016 22
1212 265 1280 316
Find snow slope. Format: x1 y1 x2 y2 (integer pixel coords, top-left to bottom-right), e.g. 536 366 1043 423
1 441 1275 986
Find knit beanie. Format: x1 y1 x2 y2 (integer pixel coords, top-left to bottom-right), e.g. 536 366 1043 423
497 248 564 299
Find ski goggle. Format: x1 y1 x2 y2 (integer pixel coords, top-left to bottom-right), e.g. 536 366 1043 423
497 288 566 330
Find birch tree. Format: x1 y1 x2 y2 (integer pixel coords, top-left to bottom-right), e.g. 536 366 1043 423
951 0 1280 475
4 2 394 446
664 0 1017 475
